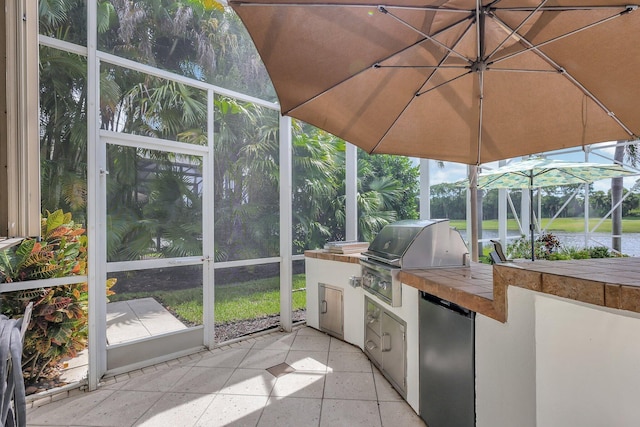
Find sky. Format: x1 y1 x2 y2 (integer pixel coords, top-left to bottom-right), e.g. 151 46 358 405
426 141 640 193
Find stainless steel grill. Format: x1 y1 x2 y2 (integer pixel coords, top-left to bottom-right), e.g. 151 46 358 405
359 219 469 306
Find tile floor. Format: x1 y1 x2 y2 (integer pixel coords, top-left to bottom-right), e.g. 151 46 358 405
27 326 425 427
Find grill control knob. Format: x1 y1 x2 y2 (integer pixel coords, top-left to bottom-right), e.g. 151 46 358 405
362 272 374 287
349 276 362 288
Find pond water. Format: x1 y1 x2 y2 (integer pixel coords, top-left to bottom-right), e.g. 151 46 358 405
460 230 640 257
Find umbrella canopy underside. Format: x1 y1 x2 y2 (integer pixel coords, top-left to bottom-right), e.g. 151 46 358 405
231 0 640 164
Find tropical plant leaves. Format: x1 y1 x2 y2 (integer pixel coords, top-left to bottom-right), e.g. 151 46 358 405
0 210 113 385
45 209 66 235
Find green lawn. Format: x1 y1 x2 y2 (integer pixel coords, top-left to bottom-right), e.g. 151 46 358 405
109 273 307 325
449 217 640 233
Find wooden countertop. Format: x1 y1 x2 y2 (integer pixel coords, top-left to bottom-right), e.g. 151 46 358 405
304 250 363 264
305 250 640 323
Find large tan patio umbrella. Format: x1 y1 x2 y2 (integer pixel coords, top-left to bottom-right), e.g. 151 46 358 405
230 0 640 163
229 0 640 255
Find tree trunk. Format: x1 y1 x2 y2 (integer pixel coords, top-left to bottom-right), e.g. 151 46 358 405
612 143 625 252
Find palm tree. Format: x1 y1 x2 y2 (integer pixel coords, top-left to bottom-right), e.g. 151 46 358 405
358 151 420 220
292 125 343 251
38 0 122 221
39 47 88 222
100 0 272 99
356 176 401 242
212 96 280 261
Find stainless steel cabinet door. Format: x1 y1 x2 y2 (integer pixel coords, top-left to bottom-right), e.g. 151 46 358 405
364 298 382 365
381 311 406 394
318 284 343 338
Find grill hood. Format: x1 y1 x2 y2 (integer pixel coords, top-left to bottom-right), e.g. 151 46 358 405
362 219 469 269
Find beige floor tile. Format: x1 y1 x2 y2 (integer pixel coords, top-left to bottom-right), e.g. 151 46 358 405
99 377 129 390
195 347 251 368
285 350 329 372
327 351 372 372
120 365 191 392
295 327 327 337
219 368 277 396
239 348 288 369
170 366 235 394
378 401 425 426
27 389 116 425
271 371 325 398
251 333 295 350
329 337 361 353
323 371 377 401
372 369 403 401
75 390 164 426
133 392 216 427
320 399 382 427
217 339 255 349
27 327 421 427
195 394 268 427
257 397 322 427
291 334 331 352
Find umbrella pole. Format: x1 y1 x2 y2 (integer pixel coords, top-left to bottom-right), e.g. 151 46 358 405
530 186 535 261
529 170 535 261
469 166 479 262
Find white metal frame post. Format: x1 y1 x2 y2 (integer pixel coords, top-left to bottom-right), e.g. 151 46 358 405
345 143 358 241
203 88 216 348
86 0 107 390
419 159 431 220
279 115 293 332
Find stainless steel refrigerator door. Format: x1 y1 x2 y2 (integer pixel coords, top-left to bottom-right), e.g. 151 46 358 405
419 294 475 427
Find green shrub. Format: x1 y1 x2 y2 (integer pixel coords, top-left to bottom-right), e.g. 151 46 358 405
0 210 115 385
546 252 572 261
506 233 615 261
627 208 640 217
505 235 549 260
561 246 590 259
588 246 611 259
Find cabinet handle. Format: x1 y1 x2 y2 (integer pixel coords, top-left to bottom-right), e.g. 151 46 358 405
365 340 377 351
321 300 328 314
381 333 391 352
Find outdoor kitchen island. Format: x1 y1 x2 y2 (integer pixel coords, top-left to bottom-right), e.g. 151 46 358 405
305 251 640 427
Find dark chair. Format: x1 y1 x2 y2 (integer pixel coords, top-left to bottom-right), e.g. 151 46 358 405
489 239 508 263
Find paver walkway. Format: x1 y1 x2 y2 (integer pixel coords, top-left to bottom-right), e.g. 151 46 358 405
58 298 187 383
106 297 187 345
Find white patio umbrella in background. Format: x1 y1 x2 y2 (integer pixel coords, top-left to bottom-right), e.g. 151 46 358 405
472 157 637 260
